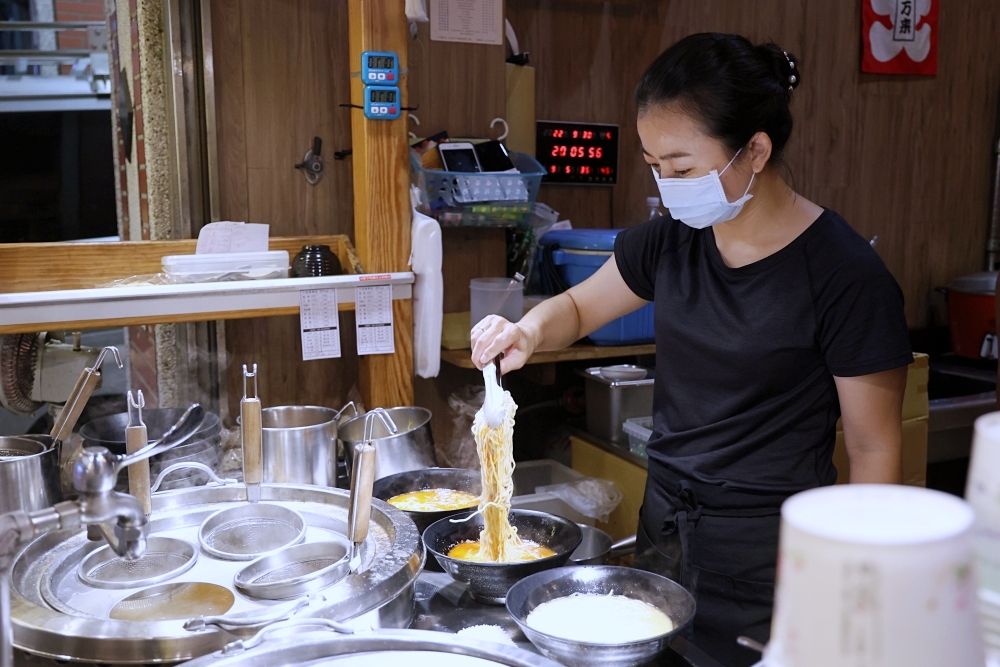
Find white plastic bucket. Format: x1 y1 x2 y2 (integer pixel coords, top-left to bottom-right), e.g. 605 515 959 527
766 484 983 667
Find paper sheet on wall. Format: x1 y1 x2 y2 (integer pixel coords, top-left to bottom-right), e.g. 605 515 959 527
430 0 502 45
300 289 342 360
355 285 395 355
196 222 270 254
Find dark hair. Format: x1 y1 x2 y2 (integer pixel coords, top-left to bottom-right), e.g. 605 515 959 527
635 33 801 163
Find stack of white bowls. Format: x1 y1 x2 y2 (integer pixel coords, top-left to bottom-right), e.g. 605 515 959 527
967 413 1000 660
765 484 984 667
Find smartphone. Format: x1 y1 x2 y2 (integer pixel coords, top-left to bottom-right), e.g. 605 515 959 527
438 142 482 173
474 140 516 172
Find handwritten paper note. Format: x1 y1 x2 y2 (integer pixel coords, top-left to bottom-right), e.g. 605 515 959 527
430 0 502 45
355 285 395 356
300 289 342 360
196 222 269 254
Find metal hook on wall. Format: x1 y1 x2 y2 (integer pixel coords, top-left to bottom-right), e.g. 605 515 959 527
408 114 421 140
490 118 509 141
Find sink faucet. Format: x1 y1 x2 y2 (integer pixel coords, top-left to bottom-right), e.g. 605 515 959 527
0 402 206 667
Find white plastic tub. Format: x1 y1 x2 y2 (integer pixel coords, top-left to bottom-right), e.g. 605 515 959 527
162 251 290 282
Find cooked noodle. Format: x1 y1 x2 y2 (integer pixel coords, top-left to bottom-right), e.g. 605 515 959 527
472 390 522 562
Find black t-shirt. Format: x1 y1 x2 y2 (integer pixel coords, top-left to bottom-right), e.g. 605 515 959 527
614 208 913 495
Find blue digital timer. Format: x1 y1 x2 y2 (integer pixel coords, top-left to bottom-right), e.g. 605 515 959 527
361 51 399 85
363 86 401 120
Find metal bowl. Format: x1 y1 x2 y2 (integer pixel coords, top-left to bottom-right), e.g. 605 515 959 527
373 468 482 533
505 565 696 667
339 406 435 481
80 408 221 455
423 509 582 605
569 525 613 565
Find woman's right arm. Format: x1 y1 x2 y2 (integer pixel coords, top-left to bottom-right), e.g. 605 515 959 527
470 255 649 372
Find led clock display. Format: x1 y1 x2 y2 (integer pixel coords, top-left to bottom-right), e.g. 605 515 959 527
536 121 619 185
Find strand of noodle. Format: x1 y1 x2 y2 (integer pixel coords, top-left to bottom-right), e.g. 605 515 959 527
472 390 520 562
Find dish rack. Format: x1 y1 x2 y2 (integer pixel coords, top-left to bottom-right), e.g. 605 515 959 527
410 151 545 227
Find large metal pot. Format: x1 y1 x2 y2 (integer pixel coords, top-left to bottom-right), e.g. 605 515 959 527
8 482 423 664
0 436 61 514
261 404 356 486
339 407 435 481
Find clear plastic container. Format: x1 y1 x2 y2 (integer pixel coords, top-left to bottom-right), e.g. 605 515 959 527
622 416 653 458
470 277 523 328
647 196 663 220
161 251 290 282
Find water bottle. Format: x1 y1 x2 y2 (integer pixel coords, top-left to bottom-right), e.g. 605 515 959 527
647 196 663 220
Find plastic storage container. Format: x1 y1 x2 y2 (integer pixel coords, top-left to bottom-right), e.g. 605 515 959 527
537 229 655 345
410 150 546 227
162 251 290 282
622 416 653 458
510 459 594 526
470 277 523 327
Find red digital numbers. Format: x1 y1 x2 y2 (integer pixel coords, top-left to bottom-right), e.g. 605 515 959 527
600 167 612 175
580 166 591 175
550 145 603 160
552 129 565 138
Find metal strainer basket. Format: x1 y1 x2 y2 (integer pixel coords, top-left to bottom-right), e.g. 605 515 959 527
78 537 198 590
198 504 307 561
234 540 350 600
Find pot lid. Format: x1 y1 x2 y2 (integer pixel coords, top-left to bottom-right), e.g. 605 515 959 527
947 271 998 295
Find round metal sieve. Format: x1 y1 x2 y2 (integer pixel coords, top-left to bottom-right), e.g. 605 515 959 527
78 537 198 590
234 540 350 600
198 504 307 561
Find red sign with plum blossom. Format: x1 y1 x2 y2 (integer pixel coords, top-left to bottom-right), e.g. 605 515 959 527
862 0 938 75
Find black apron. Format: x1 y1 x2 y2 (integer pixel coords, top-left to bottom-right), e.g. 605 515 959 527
634 460 788 667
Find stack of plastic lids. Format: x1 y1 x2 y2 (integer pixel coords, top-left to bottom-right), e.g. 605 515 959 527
967 412 1000 659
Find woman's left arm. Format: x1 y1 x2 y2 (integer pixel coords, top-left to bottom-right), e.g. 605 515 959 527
834 367 908 484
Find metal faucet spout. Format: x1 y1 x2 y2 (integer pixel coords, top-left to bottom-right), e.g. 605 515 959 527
79 491 149 559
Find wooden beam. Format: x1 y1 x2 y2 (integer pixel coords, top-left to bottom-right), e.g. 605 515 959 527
348 0 414 409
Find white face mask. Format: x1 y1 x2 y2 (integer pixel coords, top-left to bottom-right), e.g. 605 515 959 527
651 148 754 229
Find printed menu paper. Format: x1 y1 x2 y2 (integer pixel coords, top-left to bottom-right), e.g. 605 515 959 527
300 289 342 360
430 0 502 45
356 285 395 355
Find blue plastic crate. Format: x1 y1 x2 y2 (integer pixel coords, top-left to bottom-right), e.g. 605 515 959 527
540 229 656 346
410 151 545 227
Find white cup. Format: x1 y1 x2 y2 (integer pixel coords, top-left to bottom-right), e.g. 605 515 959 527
766 484 983 667
968 412 1000 595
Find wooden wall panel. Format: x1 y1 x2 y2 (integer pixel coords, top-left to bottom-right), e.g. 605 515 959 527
212 0 357 420
507 0 1000 327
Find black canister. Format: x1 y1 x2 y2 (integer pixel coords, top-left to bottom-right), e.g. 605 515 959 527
292 244 342 277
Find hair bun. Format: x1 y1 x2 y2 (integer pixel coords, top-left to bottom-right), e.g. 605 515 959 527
757 43 800 94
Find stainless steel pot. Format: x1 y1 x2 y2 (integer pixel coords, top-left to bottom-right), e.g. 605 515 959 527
8 482 423 663
261 404 356 486
0 436 61 514
339 407 435 481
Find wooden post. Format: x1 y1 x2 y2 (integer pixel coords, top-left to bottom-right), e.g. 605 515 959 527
348 0 414 409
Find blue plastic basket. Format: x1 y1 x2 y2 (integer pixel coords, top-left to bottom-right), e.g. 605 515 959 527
410 151 545 227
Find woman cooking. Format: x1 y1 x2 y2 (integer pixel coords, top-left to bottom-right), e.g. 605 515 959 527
471 33 913 667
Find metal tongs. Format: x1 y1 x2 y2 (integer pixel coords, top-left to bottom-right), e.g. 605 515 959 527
346 408 397 573
482 353 505 428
